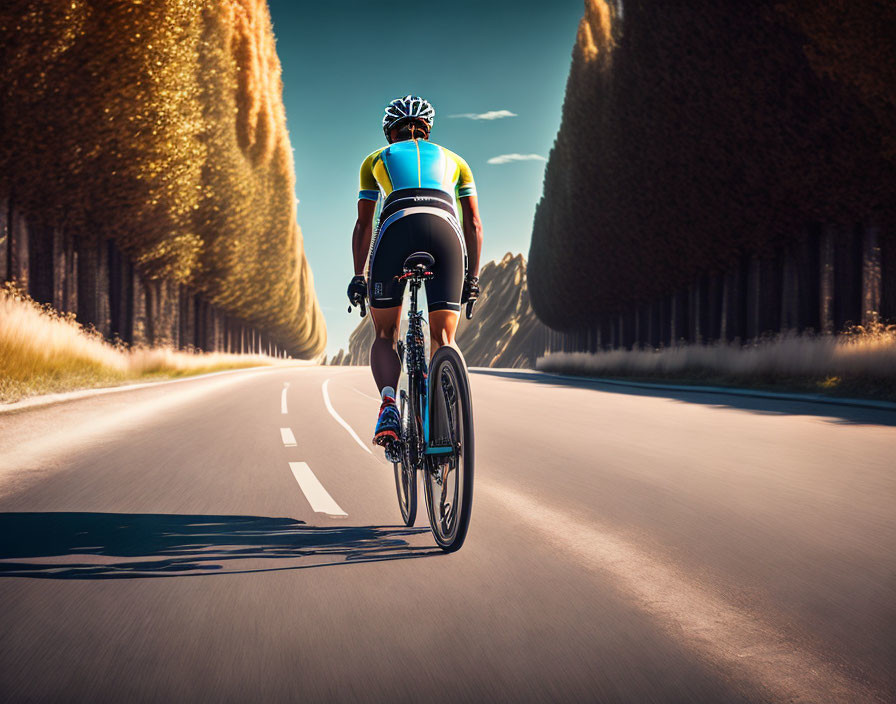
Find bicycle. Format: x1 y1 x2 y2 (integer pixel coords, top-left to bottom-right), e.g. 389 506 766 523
353 251 475 552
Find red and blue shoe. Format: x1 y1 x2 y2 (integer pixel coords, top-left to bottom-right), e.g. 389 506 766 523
373 397 401 446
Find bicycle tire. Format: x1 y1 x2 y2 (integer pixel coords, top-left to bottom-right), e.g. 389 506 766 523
393 387 418 526
423 346 474 552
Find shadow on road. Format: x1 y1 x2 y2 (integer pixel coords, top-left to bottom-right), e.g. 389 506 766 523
0 513 438 579
472 369 896 426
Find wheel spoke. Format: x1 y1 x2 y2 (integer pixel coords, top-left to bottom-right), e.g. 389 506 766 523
393 388 417 526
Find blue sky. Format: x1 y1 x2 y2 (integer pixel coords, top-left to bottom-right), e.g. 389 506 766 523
267 0 584 355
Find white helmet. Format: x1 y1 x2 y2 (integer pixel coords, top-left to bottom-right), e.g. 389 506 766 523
383 95 435 137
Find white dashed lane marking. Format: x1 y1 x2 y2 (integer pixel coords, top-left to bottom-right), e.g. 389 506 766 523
280 427 297 447
289 462 347 518
281 383 289 414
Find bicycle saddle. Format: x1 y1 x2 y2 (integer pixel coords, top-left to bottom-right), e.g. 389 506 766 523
403 251 435 271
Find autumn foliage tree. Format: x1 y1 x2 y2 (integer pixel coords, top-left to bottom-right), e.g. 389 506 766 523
0 0 325 356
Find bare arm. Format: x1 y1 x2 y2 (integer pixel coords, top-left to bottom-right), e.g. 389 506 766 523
459 195 483 277
352 199 376 276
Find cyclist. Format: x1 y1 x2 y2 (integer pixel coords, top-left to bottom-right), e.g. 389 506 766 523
347 95 483 448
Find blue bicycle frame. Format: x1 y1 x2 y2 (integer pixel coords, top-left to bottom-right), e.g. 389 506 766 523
401 271 453 457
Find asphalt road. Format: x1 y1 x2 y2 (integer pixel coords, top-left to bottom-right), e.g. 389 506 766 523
0 365 894 703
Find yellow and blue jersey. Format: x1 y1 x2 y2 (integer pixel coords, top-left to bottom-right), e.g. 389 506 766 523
359 140 476 204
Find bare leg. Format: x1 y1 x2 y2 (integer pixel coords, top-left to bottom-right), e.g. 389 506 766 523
429 309 460 358
370 306 402 394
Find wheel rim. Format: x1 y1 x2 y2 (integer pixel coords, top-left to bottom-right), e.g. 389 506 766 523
427 362 464 544
393 390 416 523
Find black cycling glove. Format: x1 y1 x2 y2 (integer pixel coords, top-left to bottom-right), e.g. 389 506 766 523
347 275 367 310
461 274 480 304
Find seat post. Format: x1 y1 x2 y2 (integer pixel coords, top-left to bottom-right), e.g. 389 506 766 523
409 277 420 314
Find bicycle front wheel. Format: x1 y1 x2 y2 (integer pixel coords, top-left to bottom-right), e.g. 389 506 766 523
393 387 418 526
423 346 474 552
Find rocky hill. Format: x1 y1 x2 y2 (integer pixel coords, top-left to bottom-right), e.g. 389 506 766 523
328 253 544 368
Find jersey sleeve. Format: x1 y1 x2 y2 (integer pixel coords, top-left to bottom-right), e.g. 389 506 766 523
455 153 477 199
358 152 379 201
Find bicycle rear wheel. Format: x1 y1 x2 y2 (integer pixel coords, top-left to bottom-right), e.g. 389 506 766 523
393 387 418 526
423 346 474 552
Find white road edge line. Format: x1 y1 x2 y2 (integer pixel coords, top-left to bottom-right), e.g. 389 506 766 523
281 383 289 414
468 368 896 413
481 480 878 704
322 378 372 455
289 462 347 517
1 365 292 415
280 427 297 447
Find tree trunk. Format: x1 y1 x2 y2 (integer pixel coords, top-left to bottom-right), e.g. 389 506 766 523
721 268 739 342
819 224 835 334
196 298 207 350
132 269 149 345
52 228 66 311
27 222 54 305
144 279 157 344
688 281 699 344
123 260 134 344
758 257 781 336
707 273 721 343
861 220 881 326
671 290 687 345
205 305 219 352
62 232 78 314
0 195 8 282
632 307 641 349
797 227 820 333
659 295 670 347
108 240 127 342
9 204 29 289
165 280 179 347
181 288 196 350
746 255 761 340
646 302 657 348
780 250 799 332
881 220 896 322
834 224 861 331
76 238 99 329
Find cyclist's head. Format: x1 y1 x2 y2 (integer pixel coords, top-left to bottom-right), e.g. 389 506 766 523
383 95 434 142
389 118 430 143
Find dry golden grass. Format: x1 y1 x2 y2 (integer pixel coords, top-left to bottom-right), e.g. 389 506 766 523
0 287 281 404
537 327 896 400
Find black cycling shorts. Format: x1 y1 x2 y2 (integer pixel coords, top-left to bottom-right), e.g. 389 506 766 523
368 189 465 312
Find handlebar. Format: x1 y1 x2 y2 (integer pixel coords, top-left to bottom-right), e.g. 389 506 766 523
347 298 367 318
348 269 473 320
397 268 434 282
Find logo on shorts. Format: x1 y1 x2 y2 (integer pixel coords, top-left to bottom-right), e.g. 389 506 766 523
374 282 383 297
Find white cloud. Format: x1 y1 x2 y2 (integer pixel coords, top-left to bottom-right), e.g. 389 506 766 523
487 153 547 165
448 110 518 121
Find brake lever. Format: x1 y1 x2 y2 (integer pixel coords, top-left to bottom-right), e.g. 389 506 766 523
465 298 476 320
347 298 368 318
